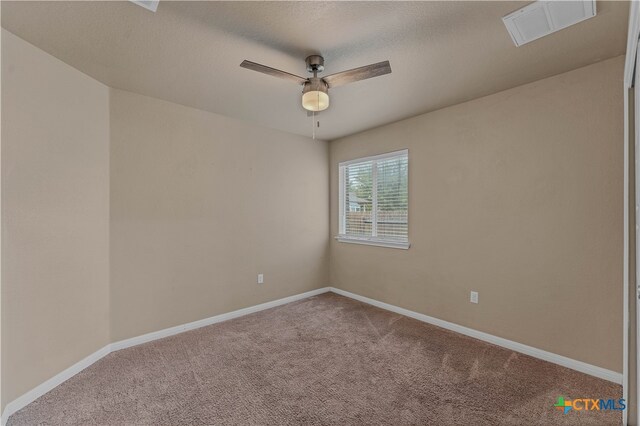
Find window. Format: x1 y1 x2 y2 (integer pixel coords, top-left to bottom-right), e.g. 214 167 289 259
337 150 409 249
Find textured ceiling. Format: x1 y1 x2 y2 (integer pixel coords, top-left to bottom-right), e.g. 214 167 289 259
1 1 629 140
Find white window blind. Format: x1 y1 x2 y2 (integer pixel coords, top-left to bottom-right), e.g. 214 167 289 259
338 150 409 249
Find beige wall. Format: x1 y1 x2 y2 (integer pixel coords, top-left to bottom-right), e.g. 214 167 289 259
0 29 329 410
1 29 110 409
109 89 329 341
330 56 625 372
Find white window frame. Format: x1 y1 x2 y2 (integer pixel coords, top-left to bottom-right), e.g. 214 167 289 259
337 149 409 249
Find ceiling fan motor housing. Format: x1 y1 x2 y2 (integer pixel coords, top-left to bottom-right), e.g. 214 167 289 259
303 77 328 94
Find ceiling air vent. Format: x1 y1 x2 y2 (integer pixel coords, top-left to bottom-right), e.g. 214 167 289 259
502 0 596 47
129 0 159 12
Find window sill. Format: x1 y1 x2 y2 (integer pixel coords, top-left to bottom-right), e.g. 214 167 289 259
335 236 410 250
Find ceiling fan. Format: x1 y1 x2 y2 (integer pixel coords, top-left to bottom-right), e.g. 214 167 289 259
240 55 391 113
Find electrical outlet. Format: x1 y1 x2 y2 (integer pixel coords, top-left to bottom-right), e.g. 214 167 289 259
257 274 264 284
470 291 479 304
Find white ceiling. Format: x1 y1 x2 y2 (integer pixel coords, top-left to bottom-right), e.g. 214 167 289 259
1 1 629 140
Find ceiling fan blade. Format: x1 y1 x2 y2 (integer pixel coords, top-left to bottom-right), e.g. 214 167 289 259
240 60 308 85
322 60 391 88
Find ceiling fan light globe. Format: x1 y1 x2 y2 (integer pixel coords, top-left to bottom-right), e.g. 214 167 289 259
302 90 329 112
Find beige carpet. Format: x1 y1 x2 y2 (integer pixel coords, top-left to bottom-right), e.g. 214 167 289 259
8 292 621 425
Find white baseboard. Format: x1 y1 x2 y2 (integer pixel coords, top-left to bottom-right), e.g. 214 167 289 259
111 287 331 352
1 285 622 425
329 287 623 385
1 344 111 426
1 287 331 426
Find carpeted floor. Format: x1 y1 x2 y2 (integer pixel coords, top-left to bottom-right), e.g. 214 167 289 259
8 293 621 425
